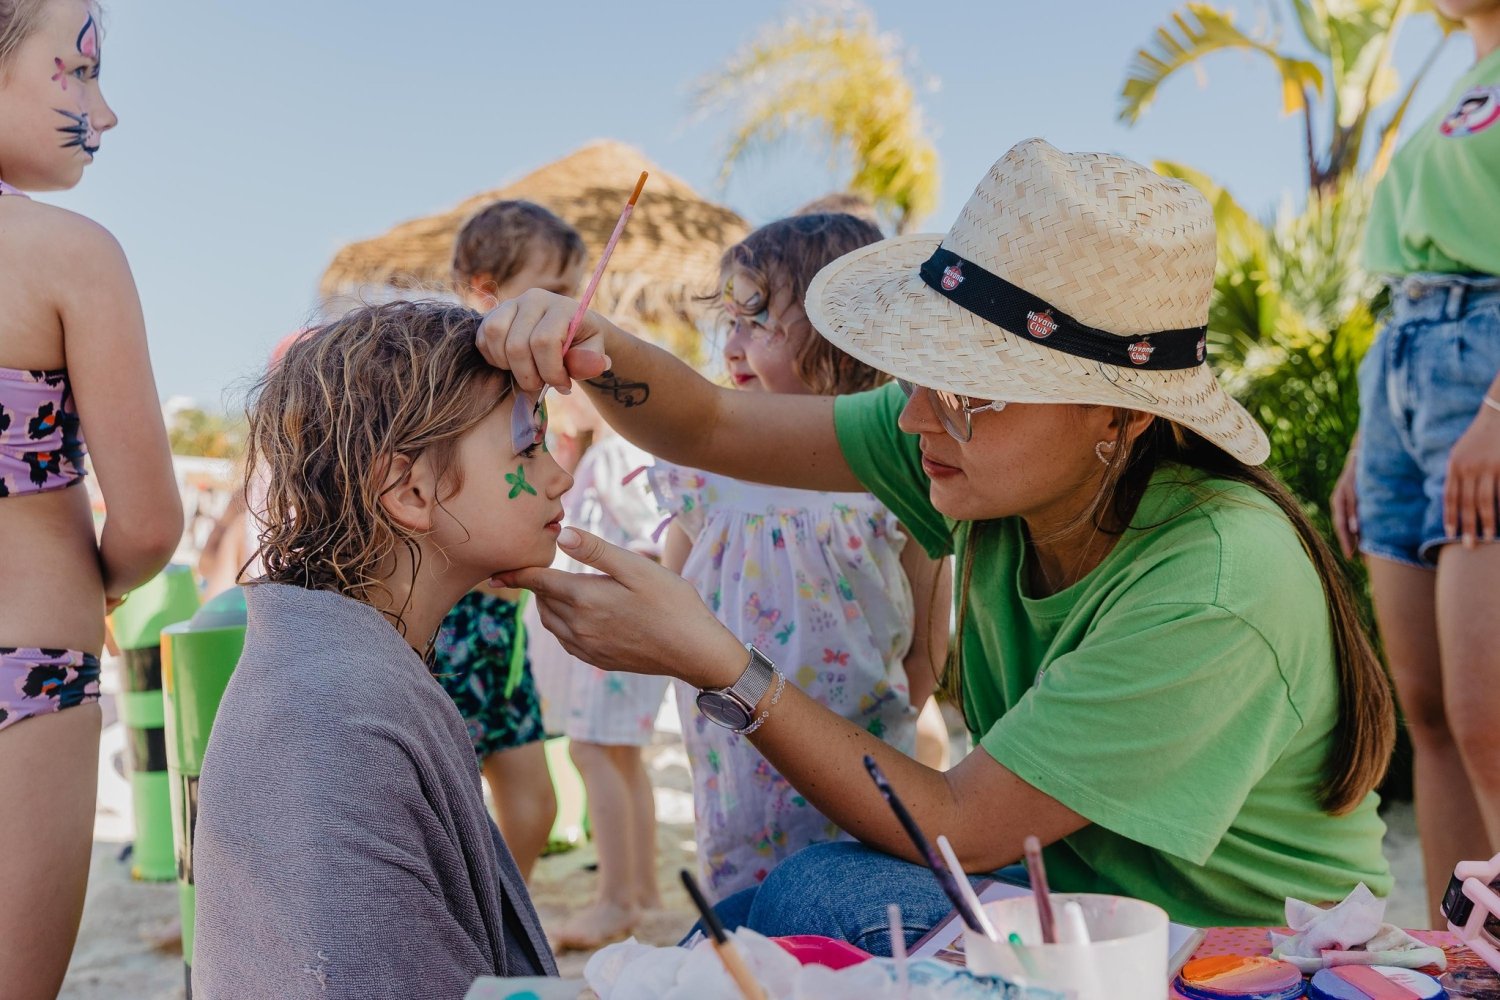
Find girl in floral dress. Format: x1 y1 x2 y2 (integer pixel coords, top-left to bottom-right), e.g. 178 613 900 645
547 389 673 950
655 214 950 900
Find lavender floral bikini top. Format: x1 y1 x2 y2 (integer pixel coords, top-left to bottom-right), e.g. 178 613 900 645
0 180 89 497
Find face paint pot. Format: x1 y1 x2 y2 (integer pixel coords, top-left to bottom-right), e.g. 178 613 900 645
1174 955 1306 1000
1307 965 1447 1000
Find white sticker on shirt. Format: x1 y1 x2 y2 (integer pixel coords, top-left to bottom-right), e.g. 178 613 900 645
1440 85 1500 137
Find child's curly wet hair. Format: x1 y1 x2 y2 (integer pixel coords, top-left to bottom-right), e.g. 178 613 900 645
244 301 510 613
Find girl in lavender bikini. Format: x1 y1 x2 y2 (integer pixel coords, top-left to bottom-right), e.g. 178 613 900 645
0 1 180 995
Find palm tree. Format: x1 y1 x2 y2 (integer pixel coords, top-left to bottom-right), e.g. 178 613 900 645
692 3 939 234
1120 0 1455 192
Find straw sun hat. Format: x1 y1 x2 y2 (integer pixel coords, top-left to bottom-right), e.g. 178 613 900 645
805 138 1270 465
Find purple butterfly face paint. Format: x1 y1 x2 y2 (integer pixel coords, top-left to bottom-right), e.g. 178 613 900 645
52 13 103 157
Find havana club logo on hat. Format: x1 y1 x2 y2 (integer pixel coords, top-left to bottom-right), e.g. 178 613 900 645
1128 339 1155 365
940 264 964 291
1195 335 1206 363
1026 309 1058 340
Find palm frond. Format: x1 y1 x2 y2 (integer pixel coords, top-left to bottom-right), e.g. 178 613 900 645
1119 2 1325 123
1289 0 1333 54
694 4 939 231
1372 32 1451 175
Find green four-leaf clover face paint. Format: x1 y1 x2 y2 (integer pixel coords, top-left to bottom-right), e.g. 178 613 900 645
505 465 537 500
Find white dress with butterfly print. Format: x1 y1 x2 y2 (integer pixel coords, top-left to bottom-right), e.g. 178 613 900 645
554 433 671 747
651 465 917 901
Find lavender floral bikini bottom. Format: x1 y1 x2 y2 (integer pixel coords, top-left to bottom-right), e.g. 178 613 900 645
0 647 101 732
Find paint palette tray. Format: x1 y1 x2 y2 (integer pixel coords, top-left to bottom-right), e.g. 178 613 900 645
1307 965 1446 999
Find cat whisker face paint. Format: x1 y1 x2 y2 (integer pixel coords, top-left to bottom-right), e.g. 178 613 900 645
49 11 105 158
53 108 100 156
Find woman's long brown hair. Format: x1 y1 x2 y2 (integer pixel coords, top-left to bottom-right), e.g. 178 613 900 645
944 412 1394 816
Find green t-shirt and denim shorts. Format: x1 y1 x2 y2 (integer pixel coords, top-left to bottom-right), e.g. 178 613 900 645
835 384 1390 927
1357 48 1500 567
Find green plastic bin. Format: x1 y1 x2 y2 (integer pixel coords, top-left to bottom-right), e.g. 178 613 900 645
162 586 246 996
108 564 199 881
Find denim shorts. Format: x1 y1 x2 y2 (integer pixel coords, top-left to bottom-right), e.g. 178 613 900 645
1356 273 1500 568
695 840 1028 955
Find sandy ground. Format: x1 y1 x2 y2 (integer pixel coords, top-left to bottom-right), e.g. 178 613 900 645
60 662 1429 999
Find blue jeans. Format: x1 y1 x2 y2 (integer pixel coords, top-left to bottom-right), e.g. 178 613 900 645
704 841 1028 957
1357 273 1500 567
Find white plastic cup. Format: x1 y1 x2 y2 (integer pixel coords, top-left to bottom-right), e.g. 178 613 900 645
963 893 1169 1000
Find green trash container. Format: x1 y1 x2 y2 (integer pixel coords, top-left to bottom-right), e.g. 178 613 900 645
162 586 246 997
108 564 199 881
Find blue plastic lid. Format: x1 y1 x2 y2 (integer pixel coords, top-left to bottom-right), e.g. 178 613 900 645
188 586 248 630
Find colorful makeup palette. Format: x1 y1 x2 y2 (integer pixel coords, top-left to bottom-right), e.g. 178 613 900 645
1307 966 1446 1000
1175 955 1306 1000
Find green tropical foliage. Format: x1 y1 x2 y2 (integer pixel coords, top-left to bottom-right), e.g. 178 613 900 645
1118 0 1453 531
1121 0 1454 191
168 407 246 460
694 3 940 233
1189 177 1380 540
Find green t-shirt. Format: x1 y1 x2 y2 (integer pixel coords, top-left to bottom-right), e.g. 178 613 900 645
1365 47 1500 276
835 384 1392 927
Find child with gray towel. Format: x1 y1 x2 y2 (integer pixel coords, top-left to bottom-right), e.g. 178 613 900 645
193 301 568 999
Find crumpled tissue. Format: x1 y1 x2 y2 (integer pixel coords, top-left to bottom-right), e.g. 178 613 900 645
584 929 1066 1000
1268 882 1446 973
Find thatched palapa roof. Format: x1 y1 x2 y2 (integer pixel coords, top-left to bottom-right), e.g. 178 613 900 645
318 141 749 357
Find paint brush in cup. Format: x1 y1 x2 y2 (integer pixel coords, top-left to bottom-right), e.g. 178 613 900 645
1007 932 1039 977
1023 835 1057 944
680 869 767 1000
937 834 1000 940
863 754 991 936
1057 900 1091 945
888 904 910 1000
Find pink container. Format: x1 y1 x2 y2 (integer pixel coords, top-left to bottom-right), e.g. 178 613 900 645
773 935 873 970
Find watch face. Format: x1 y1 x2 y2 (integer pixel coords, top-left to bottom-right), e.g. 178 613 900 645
697 690 753 731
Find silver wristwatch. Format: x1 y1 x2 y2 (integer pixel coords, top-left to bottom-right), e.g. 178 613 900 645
696 644 776 733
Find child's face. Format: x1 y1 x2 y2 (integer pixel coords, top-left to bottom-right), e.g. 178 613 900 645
431 388 573 578
463 247 587 312
720 262 814 396
0 0 117 192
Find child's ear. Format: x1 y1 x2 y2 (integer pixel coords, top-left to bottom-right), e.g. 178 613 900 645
376 453 439 532
466 274 501 312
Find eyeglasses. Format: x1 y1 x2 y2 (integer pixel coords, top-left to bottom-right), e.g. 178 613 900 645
896 379 1007 443
509 389 549 455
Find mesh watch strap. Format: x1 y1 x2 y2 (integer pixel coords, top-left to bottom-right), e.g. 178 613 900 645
732 644 776 709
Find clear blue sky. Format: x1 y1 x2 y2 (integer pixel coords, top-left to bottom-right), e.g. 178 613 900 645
41 0 1473 411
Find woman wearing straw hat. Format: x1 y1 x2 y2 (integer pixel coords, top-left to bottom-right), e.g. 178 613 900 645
481 139 1396 942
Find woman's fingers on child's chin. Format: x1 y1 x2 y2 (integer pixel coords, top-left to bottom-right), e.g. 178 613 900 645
557 528 648 584
492 566 562 596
